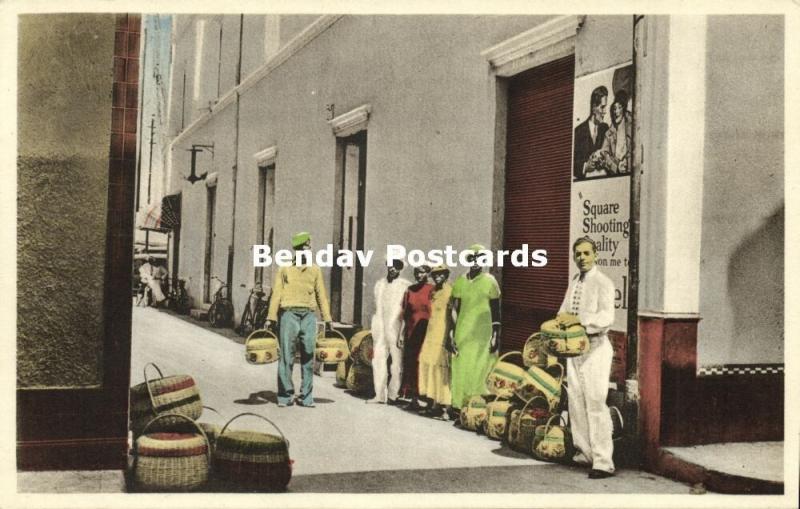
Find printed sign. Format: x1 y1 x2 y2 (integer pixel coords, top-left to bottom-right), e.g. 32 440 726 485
570 62 633 333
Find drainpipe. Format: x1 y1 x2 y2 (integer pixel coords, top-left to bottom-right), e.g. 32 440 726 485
627 16 645 391
226 14 244 302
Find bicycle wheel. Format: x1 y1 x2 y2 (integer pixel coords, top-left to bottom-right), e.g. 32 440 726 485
177 293 192 315
211 298 233 328
208 301 221 327
237 304 254 337
253 301 268 330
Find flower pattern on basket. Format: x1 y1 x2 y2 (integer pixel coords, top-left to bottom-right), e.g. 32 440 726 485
315 329 350 365
245 329 280 365
532 414 574 462
539 319 590 358
485 351 528 399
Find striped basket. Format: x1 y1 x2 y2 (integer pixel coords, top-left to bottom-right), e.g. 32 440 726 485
522 332 560 368
505 396 550 453
130 363 203 437
516 362 565 412
315 329 350 364
349 330 374 366
132 413 211 492
345 362 373 395
484 398 514 441
485 351 527 399
540 319 590 358
213 413 292 492
532 414 574 463
459 395 488 432
245 329 280 364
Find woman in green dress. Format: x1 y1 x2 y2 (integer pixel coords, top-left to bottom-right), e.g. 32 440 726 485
447 244 502 415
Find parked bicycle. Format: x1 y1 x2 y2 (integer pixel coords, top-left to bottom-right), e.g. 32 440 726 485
167 278 193 315
236 284 271 337
208 276 234 328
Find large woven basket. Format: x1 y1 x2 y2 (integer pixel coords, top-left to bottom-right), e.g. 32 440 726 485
516 362 565 412
132 413 211 492
522 332 561 368
484 398 514 441
348 330 374 366
485 351 527 399
540 319 590 358
346 362 373 395
506 396 550 453
532 414 574 463
315 329 350 364
130 363 203 436
245 329 280 364
459 395 488 432
213 412 292 492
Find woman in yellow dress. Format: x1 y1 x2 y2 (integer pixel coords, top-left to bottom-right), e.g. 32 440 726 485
417 265 453 419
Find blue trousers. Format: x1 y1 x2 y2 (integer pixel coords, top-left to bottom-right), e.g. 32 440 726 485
277 308 316 406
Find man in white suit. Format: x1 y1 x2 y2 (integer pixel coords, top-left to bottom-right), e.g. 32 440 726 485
367 260 411 404
558 236 616 478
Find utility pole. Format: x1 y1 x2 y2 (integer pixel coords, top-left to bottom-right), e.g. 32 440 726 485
145 115 155 253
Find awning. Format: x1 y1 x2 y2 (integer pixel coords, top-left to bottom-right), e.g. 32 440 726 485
136 194 181 232
160 193 181 230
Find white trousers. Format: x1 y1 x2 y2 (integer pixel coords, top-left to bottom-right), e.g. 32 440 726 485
371 314 403 401
566 335 615 473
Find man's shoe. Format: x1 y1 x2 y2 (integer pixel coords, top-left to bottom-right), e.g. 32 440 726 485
366 397 386 404
277 401 294 408
588 469 615 479
297 400 316 408
387 398 400 406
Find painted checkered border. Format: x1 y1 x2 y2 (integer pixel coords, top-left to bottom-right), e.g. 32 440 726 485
697 364 784 376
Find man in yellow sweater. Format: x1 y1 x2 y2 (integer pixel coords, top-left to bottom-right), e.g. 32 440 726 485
265 232 332 407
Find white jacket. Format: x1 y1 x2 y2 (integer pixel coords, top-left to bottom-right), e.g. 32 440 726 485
559 266 615 335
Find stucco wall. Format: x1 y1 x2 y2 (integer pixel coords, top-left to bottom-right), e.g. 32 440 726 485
17 14 116 387
697 15 784 365
575 15 632 78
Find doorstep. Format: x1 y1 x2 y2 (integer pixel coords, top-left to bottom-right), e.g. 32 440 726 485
657 441 783 494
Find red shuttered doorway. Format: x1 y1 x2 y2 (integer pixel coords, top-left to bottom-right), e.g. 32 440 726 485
501 55 574 352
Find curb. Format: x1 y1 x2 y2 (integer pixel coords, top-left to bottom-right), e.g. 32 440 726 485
654 449 783 494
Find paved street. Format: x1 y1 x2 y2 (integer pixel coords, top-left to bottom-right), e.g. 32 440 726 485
132 306 690 494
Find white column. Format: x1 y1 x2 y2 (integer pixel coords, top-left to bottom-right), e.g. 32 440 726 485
662 16 707 313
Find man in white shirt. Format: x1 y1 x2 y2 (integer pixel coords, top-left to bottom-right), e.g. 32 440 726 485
558 236 616 478
368 260 411 404
139 256 167 306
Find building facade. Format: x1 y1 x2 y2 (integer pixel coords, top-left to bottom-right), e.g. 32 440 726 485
162 14 784 479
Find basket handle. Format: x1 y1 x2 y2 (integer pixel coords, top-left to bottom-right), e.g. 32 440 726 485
525 332 545 347
202 405 223 419
219 412 289 448
317 327 346 341
543 413 568 434
548 362 565 384
497 351 523 364
244 328 278 348
142 363 166 415
520 394 548 414
135 412 212 464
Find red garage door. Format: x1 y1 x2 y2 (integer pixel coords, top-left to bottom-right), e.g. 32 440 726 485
502 55 574 352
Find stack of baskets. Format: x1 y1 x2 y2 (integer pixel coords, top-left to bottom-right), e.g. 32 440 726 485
129 363 292 492
344 329 374 396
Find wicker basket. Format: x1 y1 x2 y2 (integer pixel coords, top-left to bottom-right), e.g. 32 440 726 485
346 362 373 395
531 414 574 463
516 362 565 412
484 398 514 441
349 330 374 366
506 396 550 453
540 319 590 358
213 412 292 492
459 395 488 432
132 413 211 492
315 329 350 364
130 363 203 437
522 332 561 368
245 329 280 364
485 351 527 399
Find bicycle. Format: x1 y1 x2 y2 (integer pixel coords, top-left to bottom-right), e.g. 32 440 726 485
167 278 193 315
208 276 234 328
236 284 271 337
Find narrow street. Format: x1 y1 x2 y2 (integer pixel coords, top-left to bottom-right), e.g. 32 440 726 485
132 306 690 494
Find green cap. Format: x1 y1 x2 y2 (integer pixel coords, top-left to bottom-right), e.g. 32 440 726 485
468 243 486 253
291 231 311 248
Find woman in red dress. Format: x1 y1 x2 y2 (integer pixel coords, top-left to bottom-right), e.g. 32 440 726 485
399 265 434 410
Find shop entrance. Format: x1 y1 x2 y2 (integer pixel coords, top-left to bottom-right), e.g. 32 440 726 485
331 130 367 325
501 55 575 351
